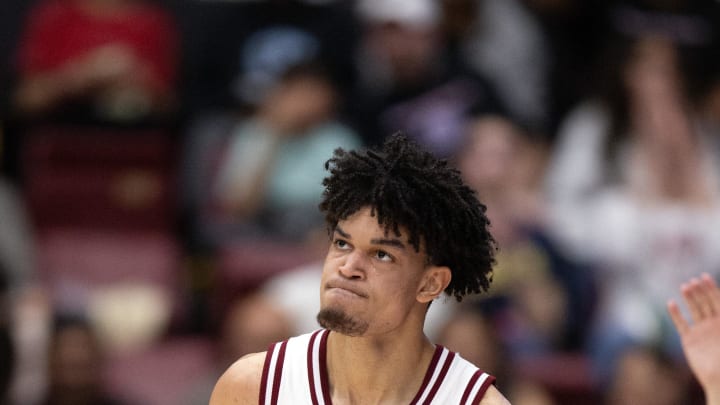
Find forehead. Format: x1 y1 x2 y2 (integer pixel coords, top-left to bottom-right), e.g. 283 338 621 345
337 207 400 236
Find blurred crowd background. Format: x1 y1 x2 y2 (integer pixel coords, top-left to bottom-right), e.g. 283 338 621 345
1 0 720 404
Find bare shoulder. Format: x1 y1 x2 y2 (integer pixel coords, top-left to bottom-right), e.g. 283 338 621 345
477 385 511 405
209 351 267 405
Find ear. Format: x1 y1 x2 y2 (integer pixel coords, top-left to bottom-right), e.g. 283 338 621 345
417 266 451 304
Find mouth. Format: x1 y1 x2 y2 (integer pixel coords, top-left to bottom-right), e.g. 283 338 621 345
325 283 367 298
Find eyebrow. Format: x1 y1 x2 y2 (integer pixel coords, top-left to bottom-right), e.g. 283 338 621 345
334 226 351 239
334 226 406 250
370 238 406 250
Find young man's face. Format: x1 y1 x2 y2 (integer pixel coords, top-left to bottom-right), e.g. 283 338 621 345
317 206 438 337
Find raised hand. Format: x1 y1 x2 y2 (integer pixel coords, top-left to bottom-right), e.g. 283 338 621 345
668 273 720 405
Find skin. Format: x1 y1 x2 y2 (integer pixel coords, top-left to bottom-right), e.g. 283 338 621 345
210 207 509 404
668 273 720 405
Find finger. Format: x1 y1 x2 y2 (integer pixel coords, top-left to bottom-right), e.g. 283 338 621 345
683 279 705 323
698 274 718 317
667 299 690 335
689 277 715 319
701 273 720 313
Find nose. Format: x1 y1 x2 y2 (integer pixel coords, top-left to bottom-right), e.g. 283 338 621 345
338 250 366 280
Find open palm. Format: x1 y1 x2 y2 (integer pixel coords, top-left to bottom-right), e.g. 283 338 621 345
668 274 720 404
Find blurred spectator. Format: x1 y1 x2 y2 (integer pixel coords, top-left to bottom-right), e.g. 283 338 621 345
544 0 720 385
456 115 595 353
437 306 506 381
217 293 294 368
42 314 126 405
349 0 505 156
456 116 545 230
178 0 358 114
11 0 180 125
180 0 360 251
605 346 688 405
189 63 360 246
437 305 555 405
0 130 42 404
184 292 293 405
440 0 551 134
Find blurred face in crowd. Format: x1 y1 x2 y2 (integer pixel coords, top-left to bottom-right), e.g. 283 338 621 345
458 117 520 193
366 22 440 83
624 37 682 106
607 348 686 405
221 294 294 365
262 74 337 135
437 310 502 375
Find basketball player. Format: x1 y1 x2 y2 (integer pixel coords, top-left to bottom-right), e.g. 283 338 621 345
210 134 509 404
668 273 720 405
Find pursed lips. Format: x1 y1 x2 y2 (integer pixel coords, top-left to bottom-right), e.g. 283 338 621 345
325 282 368 298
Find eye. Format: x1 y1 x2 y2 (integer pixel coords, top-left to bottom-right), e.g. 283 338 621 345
375 250 393 262
334 239 350 250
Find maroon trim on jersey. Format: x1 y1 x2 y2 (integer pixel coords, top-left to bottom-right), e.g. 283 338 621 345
270 340 288 405
422 351 456 404
470 374 496 405
307 330 323 405
318 330 333 404
459 370 483 404
259 342 277 405
409 345 444 405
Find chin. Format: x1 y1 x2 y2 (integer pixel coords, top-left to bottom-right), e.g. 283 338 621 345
316 307 369 336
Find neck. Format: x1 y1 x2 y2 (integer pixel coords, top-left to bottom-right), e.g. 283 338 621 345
705 387 720 405
325 329 436 404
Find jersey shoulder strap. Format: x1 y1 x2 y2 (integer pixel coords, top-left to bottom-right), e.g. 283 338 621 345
410 345 496 405
259 329 330 405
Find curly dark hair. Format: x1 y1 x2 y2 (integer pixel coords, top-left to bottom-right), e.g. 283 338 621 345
319 133 496 301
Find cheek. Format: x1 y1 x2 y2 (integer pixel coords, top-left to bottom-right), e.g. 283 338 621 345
319 261 335 296
319 261 336 287
373 273 420 306
322 251 343 273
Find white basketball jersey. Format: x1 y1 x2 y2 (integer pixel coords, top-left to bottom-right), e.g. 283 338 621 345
259 329 496 405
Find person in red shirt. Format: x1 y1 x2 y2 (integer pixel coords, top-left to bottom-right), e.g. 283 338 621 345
12 0 179 123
